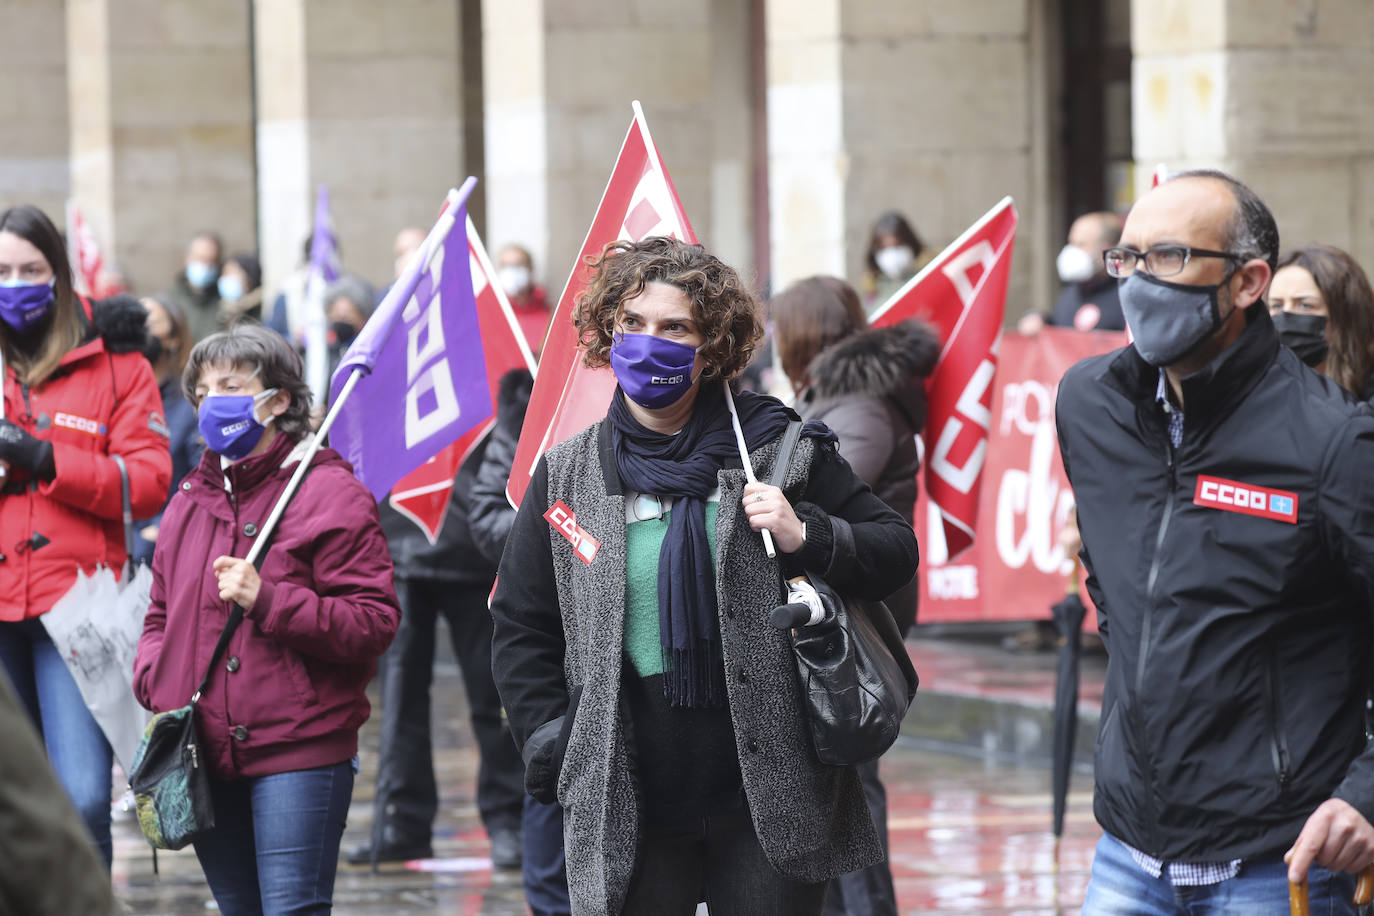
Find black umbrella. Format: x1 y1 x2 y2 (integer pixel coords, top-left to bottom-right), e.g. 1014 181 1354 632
1050 579 1088 840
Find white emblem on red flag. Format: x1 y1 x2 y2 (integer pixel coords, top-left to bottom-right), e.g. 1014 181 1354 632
506 104 696 509
870 198 1019 561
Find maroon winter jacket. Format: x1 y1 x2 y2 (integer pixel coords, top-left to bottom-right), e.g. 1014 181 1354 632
134 431 399 780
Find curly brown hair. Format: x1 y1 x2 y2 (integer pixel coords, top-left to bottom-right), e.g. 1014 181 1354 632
573 237 762 380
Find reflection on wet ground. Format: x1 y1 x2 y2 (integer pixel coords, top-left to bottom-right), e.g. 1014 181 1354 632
111 646 1096 914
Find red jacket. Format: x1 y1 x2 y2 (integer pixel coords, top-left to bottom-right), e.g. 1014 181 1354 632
134 432 400 780
0 299 171 621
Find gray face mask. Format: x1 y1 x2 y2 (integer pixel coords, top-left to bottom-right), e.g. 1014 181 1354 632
1119 271 1234 367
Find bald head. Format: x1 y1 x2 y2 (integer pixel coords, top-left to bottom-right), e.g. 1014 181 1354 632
1069 211 1124 251
393 227 426 280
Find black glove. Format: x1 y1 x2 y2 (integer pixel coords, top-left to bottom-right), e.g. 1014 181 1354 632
0 421 55 480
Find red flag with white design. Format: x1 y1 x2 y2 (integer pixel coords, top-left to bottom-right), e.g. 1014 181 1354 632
65 200 105 297
505 101 696 508
387 218 538 543
869 197 1018 561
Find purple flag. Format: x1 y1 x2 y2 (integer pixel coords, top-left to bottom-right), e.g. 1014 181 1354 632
308 186 340 284
327 193 491 500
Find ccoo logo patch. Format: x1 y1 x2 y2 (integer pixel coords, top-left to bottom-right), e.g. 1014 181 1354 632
544 500 600 564
1193 475 1298 524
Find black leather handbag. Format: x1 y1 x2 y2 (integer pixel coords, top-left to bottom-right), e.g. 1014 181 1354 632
770 421 919 766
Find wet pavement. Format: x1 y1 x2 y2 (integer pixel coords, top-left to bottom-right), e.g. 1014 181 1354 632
110 634 1098 915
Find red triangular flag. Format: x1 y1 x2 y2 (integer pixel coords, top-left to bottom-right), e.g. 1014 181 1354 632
870 197 1018 561
387 220 538 543
506 103 696 508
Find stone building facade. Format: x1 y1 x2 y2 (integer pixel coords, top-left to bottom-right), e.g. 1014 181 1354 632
1 0 1370 319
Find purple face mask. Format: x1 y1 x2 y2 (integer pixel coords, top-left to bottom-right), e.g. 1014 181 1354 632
0 279 56 332
609 332 700 409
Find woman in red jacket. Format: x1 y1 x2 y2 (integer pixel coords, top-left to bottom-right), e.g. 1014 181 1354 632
134 323 399 915
0 204 171 870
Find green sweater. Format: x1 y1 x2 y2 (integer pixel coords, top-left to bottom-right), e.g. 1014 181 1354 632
623 501 719 677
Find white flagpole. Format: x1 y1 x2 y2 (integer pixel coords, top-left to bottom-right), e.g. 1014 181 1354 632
243 183 468 565
723 384 776 559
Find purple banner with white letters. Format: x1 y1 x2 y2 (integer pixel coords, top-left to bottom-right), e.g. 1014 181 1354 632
327 197 491 500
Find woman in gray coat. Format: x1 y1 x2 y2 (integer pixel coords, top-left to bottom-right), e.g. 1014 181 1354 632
489 238 918 916
772 275 939 916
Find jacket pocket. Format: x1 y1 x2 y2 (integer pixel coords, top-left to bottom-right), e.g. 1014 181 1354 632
553 684 585 808
1263 641 1291 790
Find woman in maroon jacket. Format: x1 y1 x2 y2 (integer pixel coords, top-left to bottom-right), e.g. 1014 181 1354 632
134 323 399 915
0 204 171 872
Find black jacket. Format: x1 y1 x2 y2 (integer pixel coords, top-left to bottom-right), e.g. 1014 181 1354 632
1049 273 1125 331
1057 305 1374 862
468 369 534 567
379 428 495 586
796 319 938 632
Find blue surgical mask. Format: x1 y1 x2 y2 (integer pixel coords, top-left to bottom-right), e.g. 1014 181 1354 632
217 274 244 303
0 277 56 331
609 332 700 409
198 377 280 461
186 261 218 290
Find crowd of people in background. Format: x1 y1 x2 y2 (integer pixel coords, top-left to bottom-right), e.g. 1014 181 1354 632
4 164 1374 915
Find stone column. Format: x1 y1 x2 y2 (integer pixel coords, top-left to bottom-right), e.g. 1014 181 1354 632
1132 0 1374 269
767 1 1051 314
253 0 465 296
66 0 256 294
481 0 758 296
1 0 69 223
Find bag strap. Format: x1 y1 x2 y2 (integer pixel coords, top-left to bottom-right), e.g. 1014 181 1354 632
769 420 804 489
112 454 134 558
191 464 313 705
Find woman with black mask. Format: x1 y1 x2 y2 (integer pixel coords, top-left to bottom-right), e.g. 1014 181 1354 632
1268 244 1374 400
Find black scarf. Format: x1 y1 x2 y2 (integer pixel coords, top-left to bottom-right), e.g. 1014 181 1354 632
609 382 792 707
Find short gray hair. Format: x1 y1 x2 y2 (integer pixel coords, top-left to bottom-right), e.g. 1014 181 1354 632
1169 169 1279 271
182 323 314 439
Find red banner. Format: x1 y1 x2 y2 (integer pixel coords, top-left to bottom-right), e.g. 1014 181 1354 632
507 104 696 508
917 328 1127 623
871 198 1018 560
387 218 538 543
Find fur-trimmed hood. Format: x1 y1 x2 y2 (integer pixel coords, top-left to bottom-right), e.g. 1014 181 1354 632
809 319 939 401
89 294 157 356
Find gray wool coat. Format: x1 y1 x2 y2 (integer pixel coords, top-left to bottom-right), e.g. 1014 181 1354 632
490 414 919 916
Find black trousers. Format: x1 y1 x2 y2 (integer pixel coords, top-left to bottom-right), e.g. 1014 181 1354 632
823 759 898 916
370 577 524 846
620 805 826 916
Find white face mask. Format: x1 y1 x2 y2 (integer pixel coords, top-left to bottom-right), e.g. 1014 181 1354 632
1056 244 1098 284
874 246 914 279
498 264 532 297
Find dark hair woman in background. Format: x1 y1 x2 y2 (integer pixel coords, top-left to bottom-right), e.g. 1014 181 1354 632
771 274 937 916
861 211 926 311
1267 244 1374 400
0 204 171 869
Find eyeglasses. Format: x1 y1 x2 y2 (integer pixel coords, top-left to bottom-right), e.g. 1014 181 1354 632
1103 245 1246 279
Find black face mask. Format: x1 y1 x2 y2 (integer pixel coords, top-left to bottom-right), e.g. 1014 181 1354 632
1271 311 1329 367
328 321 359 348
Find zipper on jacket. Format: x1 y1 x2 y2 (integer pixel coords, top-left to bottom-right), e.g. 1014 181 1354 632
1134 436 1176 851
19 382 32 421
1266 641 1291 788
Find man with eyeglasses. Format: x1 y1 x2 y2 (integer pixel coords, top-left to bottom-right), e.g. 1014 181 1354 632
1056 169 1374 913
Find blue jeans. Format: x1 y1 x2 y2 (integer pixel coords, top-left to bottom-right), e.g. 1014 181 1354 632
0 618 113 870
193 761 354 916
1083 832 1357 915
523 794 571 916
